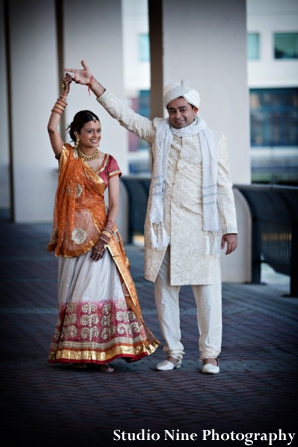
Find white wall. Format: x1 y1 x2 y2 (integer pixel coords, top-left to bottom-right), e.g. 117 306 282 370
162 0 251 186
220 189 252 283
247 0 298 87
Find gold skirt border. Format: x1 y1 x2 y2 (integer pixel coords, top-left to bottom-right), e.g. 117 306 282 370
48 339 160 364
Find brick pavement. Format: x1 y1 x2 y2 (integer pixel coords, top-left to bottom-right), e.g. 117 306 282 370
0 212 297 447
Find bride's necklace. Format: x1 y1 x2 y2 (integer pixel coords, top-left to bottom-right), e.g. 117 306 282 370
77 147 99 161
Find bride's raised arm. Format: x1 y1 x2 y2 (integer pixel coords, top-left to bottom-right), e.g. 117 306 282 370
47 73 72 157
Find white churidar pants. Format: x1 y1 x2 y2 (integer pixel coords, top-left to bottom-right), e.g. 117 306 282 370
154 246 222 361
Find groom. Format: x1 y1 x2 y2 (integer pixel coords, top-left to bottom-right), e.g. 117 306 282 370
66 61 238 373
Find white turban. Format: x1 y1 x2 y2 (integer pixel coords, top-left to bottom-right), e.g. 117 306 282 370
163 79 201 110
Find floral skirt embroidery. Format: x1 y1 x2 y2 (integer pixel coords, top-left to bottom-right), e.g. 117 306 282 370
48 249 153 364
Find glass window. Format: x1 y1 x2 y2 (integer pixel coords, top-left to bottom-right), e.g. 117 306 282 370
247 33 259 60
138 33 150 62
250 88 298 147
274 33 298 59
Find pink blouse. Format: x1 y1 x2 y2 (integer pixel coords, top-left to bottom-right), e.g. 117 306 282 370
98 154 122 187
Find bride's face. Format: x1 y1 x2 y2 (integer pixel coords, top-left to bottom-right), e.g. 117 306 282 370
76 120 102 149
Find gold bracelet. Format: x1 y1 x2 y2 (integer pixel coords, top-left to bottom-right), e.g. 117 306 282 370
51 106 63 116
54 103 64 111
57 97 67 106
51 97 67 115
99 234 111 242
102 230 113 236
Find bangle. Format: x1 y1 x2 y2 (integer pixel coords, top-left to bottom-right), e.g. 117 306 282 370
102 232 112 239
52 106 64 114
54 103 65 111
57 97 67 106
99 233 111 242
102 227 114 235
99 232 111 244
87 75 94 95
51 107 62 116
51 97 67 115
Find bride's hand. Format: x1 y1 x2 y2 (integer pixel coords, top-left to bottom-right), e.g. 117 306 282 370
64 60 92 85
90 240 106 262
61 73 72 98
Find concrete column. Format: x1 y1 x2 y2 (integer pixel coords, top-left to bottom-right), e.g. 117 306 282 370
6 0 59 222
148 0 164 120
0 0 10 211
221 188 252 283
162 0 250 185
63 0 127 175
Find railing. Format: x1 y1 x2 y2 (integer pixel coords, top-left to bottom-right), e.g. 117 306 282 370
121 177 298 297
235 184 298 297
120 176 151 243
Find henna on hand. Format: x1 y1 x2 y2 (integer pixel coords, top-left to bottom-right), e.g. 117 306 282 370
90 240 106 262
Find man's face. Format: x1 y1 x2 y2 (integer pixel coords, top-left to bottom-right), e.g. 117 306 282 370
167 97 198 129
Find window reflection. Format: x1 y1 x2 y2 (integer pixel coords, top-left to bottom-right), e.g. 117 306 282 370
247 33 259 60
250 88 298 147
274 33 298 59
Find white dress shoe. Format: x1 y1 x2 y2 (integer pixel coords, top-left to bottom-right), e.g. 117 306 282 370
201 359 220 374
155 358 182 371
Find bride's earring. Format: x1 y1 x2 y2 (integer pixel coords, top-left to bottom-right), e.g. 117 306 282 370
75 136 80 149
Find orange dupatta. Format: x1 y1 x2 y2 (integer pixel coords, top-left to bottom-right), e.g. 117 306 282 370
107 230 160 354
47 143 107 257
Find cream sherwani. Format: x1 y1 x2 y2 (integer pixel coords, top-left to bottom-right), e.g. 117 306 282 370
97 90 237 360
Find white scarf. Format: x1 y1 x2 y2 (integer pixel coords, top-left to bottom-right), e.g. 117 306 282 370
150 117 219 251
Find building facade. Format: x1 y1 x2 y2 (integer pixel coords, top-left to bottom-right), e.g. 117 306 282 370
247 0 298 183
122 0 298 184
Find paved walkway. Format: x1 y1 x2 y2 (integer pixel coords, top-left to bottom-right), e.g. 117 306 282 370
0 212 297 446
